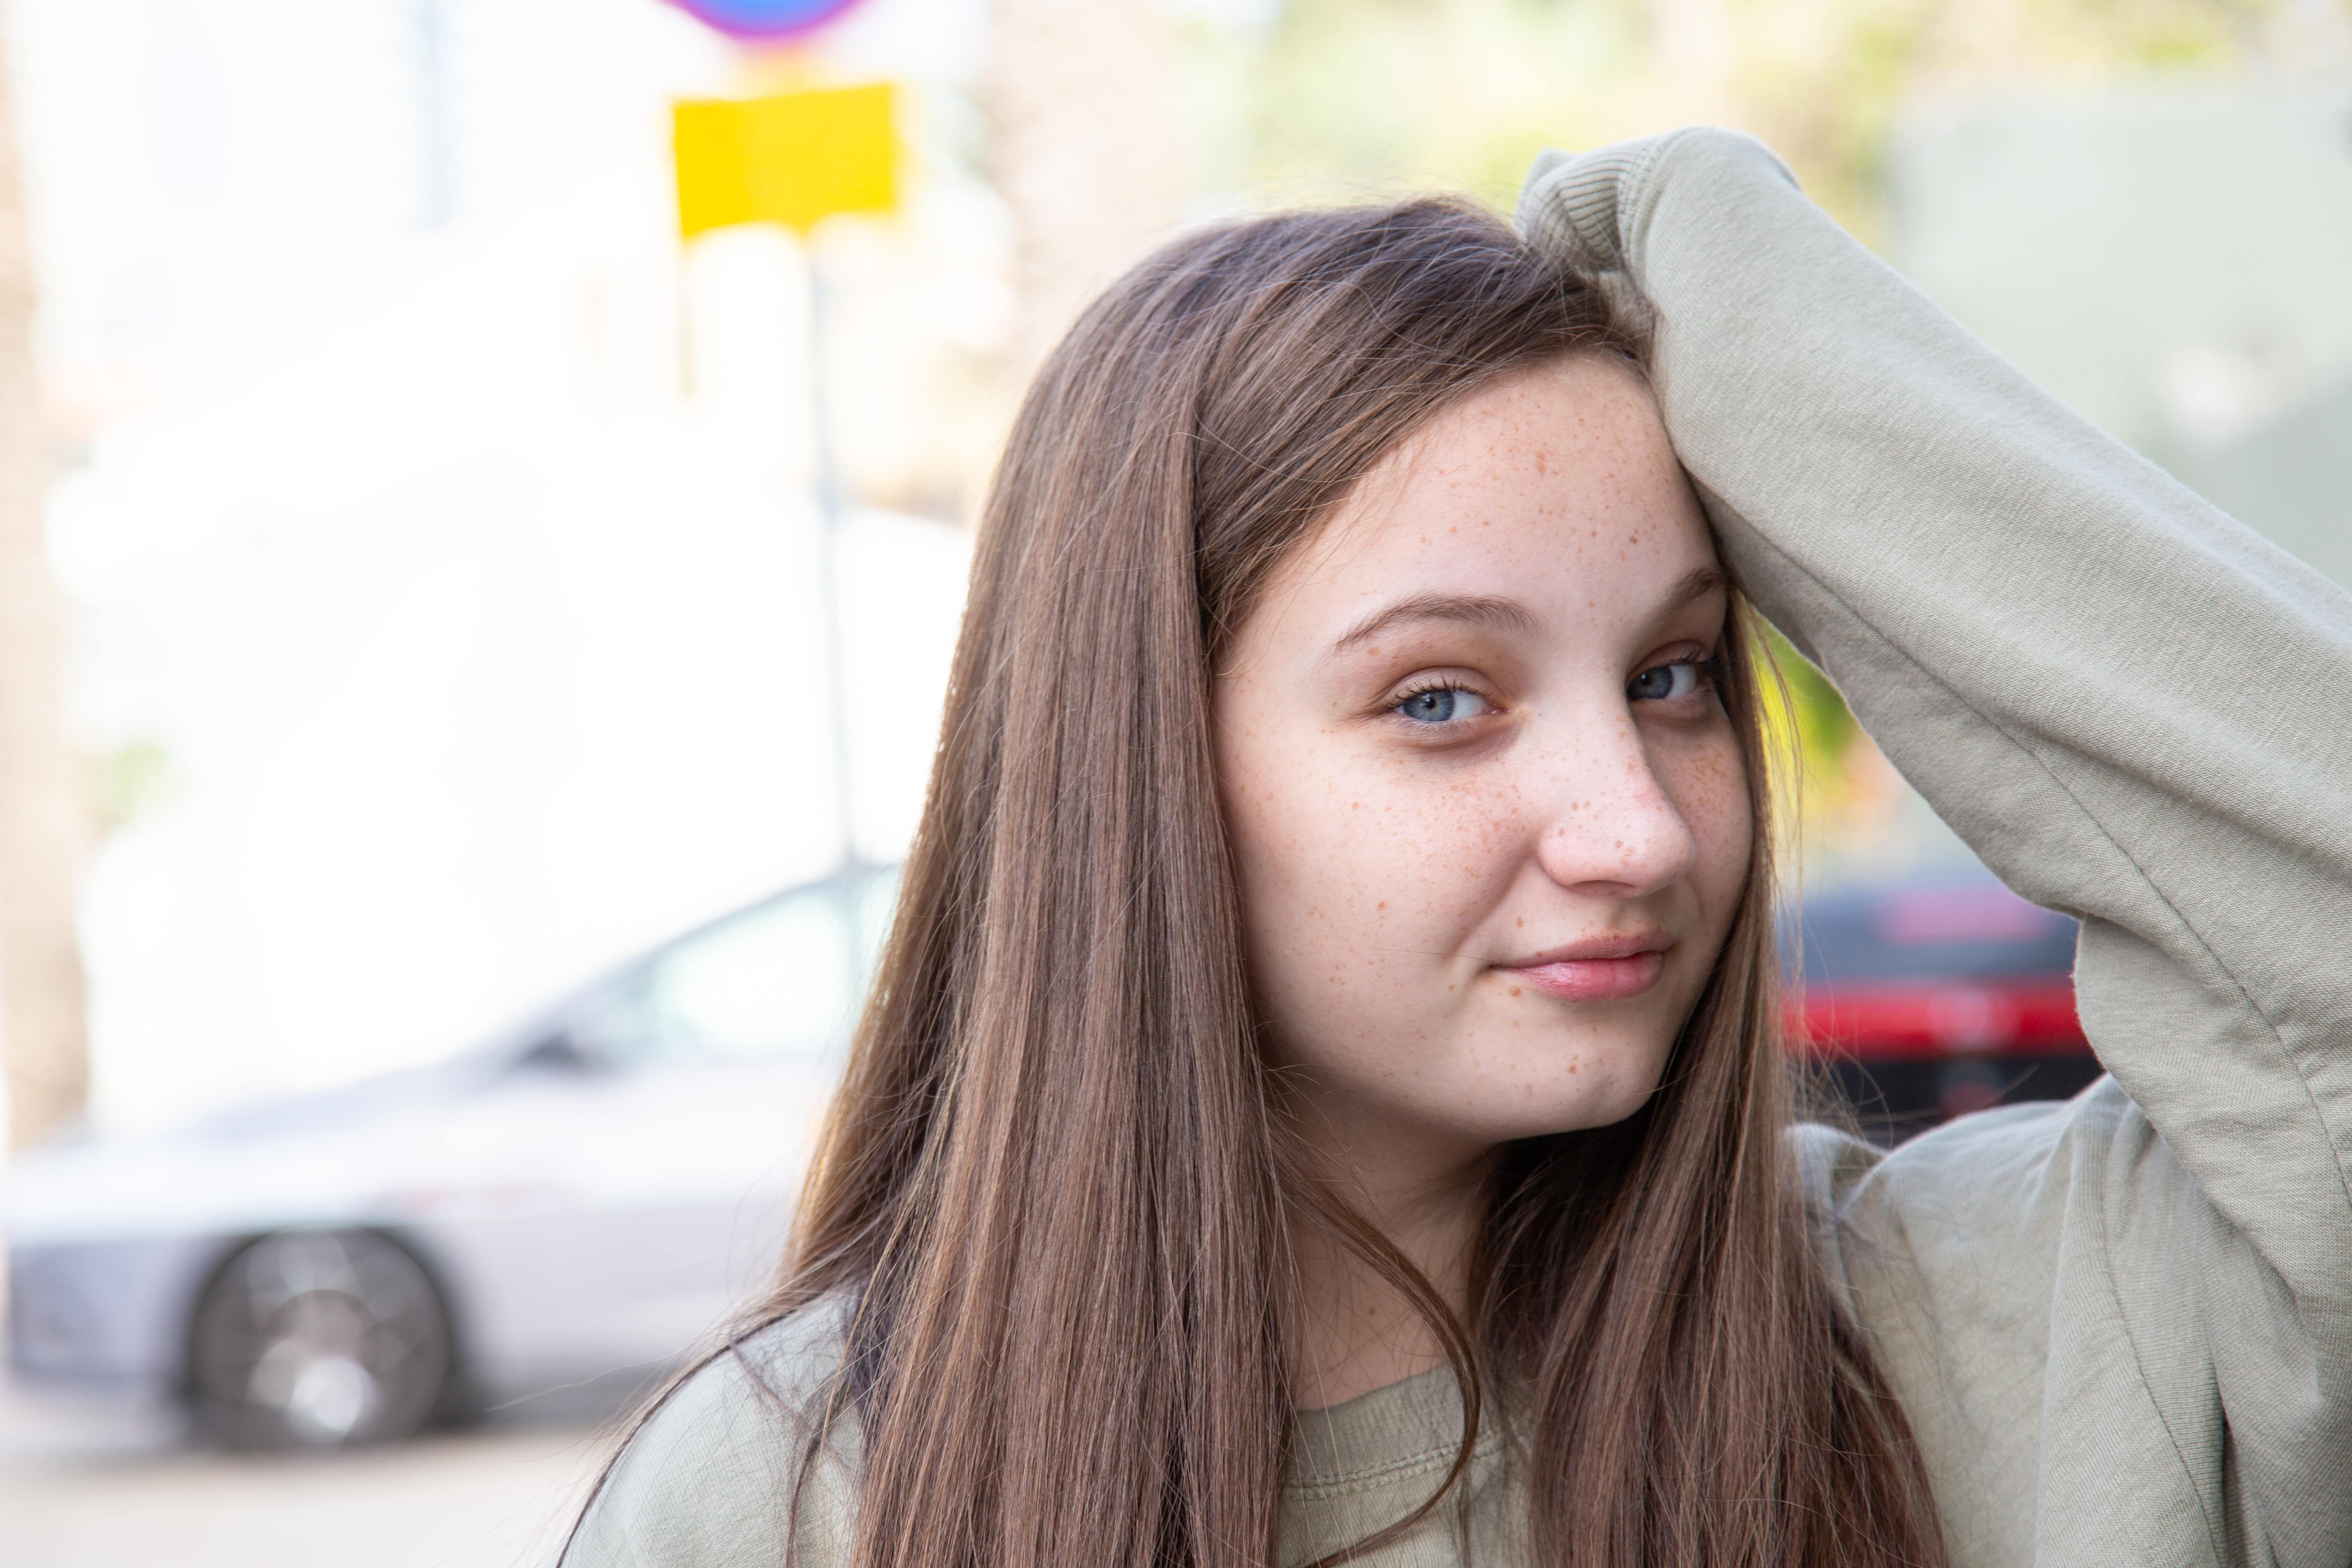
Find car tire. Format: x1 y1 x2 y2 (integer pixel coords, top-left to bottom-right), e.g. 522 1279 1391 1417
188 1230 455 1449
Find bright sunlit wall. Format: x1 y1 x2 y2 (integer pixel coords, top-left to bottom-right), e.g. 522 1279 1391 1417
8 0 994 1130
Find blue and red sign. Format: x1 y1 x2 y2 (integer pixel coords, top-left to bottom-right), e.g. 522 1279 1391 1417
667 0 865 41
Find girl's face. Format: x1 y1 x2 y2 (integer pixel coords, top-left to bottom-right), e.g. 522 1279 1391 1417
1214 357 1752 1177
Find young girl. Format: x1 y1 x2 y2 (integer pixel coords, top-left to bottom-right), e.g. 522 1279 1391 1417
565 130 2351 1568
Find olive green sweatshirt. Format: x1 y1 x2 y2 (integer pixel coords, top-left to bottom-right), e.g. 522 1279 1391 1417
564 130 2352 1568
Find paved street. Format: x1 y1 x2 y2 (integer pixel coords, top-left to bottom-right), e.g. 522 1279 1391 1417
0 1380 608 1568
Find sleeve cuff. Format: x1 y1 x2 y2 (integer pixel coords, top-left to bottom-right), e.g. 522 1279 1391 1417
1516 129 1799 278
1515 143 1651 273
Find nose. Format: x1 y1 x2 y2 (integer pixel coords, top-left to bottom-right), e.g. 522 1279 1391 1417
1528 712 1700 900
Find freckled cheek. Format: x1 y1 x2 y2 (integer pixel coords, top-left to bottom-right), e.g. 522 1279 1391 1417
1335 761 1519 878
1663 734 1754 909
1229 751 1515 956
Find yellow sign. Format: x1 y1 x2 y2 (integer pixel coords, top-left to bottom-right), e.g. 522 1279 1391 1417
673 83 897 239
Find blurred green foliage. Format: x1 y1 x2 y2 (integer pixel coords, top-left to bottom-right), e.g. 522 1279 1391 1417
86 739 172 838
1758 618 1857 769
1184 0 2287 241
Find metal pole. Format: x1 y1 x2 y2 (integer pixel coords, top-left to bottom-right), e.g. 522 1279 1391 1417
802 245 857 873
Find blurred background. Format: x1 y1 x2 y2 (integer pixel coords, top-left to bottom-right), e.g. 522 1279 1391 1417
0 0 2343 1562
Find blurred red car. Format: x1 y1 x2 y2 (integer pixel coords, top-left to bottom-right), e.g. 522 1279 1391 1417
1781 870 2102 1142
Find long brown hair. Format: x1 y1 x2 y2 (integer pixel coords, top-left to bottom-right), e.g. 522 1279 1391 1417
762 199 1942 1566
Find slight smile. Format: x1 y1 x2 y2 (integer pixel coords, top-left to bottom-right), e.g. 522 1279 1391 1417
1500 934 1673 1002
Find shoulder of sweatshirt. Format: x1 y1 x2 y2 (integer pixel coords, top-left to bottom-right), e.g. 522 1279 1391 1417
562 1297 860 1568
1793 1079 2213 1385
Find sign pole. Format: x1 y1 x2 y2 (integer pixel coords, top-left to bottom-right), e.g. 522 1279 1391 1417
671 81 898 879
803 252 856 870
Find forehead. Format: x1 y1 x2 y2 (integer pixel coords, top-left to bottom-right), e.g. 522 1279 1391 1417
1266 356 1716 632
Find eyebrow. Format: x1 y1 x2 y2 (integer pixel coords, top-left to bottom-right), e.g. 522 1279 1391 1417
1329 566 1730 655
1659 564 1731 616
1331 593 1540 653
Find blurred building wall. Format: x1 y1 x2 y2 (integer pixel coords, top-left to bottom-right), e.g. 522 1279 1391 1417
986 0 1180 367
1890 84 2352 585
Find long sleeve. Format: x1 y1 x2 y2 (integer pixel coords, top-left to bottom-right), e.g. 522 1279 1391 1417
1519 130 2352 1567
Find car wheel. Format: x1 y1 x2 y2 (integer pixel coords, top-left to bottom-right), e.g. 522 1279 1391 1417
189 1230 454 1449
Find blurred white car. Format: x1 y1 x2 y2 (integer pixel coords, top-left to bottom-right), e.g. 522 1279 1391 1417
6 863 895 1449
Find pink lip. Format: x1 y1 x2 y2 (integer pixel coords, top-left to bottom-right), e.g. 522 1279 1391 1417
1499 934 1672 1002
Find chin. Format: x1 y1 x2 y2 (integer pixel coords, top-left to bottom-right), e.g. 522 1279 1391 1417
1456 1072 1661 1147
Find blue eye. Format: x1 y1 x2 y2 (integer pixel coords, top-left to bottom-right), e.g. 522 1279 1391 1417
1629 659 1708 702
1393 686 1490 724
